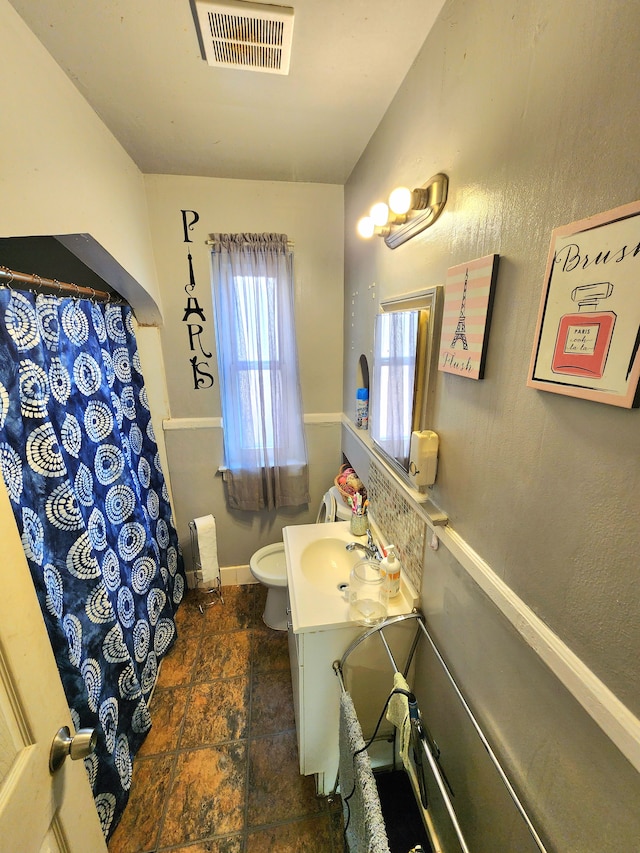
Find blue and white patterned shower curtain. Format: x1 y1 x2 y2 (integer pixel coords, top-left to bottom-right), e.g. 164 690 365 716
0 288 185 839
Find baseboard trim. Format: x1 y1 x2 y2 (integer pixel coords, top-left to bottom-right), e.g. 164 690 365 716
220 565 257 586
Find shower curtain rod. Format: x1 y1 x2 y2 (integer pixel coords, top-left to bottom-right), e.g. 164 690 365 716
0 265 125 304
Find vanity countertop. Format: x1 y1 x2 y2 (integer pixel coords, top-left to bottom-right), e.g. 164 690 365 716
283 520 419 633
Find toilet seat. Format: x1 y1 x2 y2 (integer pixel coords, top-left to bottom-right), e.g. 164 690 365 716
316 486 352 523
249 542 288 631
249 542 287 587
316 490 337 523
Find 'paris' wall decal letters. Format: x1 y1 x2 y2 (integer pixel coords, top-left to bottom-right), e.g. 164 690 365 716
180 209 214 390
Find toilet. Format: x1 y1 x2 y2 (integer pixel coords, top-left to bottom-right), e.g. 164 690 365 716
250 488 353 630
316 485 352 523
249 542 288 631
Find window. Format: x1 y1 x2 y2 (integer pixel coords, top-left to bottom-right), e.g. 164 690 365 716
232 273 279 460
210 233 309 510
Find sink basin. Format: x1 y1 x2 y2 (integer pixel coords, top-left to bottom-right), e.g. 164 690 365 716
283 521 419 632
300 538 361 592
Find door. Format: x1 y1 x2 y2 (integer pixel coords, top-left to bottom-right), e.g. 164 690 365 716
0 478 107 853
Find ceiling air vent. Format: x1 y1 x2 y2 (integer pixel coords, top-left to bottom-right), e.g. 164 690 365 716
193 0 294 75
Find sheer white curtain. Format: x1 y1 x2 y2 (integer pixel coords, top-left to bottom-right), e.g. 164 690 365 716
210 233 310 511
370 310 420 470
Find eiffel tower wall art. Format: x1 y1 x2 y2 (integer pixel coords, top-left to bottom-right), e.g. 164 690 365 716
438 254 500 380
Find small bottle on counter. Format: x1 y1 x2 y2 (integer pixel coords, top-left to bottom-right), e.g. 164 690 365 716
356 387 369 429
380 545 401 598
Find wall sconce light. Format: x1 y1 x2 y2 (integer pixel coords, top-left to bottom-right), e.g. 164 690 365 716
356 173 449 249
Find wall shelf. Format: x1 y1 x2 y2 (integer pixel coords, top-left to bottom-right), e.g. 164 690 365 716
342 417 426 499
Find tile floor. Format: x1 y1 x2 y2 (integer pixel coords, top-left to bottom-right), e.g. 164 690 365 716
108 584 345 853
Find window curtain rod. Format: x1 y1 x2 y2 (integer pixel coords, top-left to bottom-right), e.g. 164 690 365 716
0 265 125 305
205 238 295 250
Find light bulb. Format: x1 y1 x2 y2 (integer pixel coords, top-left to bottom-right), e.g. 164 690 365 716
370 202 390 227
388 186 413 215
357 216 375 239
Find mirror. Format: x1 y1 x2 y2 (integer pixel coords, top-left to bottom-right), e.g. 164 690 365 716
370 286 443 485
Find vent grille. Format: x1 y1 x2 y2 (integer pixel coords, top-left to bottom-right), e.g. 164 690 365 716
194 0 294 75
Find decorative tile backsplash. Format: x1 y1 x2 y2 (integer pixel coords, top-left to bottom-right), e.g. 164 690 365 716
368 461 427 592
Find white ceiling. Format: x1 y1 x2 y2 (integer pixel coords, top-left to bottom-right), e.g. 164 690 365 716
9 0 444 184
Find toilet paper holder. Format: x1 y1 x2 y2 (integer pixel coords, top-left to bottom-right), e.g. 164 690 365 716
189 519 224 611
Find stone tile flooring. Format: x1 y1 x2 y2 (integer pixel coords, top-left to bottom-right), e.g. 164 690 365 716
108 585 345 853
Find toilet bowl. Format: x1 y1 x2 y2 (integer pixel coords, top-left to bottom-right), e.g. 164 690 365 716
316 485 352 523
249 542 288 631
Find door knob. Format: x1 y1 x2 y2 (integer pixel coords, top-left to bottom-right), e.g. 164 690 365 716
49 725 98 773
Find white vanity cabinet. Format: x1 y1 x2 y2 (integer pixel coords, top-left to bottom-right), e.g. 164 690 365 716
283 521 420 796
287 614 363 795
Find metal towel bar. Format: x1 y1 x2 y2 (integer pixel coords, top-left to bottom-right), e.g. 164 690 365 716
334 611 549 853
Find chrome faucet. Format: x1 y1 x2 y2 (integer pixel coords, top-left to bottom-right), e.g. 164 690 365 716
345 530 381 560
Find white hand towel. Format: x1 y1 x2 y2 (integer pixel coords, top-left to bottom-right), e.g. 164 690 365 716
193 514 220 586
386 671 412 771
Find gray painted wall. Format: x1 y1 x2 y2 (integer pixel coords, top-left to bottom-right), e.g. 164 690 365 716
417 537 640 850
344 0 640 848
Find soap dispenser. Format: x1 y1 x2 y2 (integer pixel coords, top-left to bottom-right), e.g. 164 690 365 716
380 545 401 598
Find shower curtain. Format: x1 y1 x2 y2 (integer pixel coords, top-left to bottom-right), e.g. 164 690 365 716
0 288 185 840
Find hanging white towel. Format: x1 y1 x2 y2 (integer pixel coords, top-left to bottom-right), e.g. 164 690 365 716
386 671 413 772
193 514 220 587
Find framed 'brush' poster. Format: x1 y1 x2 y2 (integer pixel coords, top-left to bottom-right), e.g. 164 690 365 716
438 253 500 380
527 200 640 408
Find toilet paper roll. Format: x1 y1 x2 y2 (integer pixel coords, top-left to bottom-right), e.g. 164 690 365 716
193 514 220 586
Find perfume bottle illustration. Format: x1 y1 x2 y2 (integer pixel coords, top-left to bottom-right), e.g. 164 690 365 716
552 282 616 378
